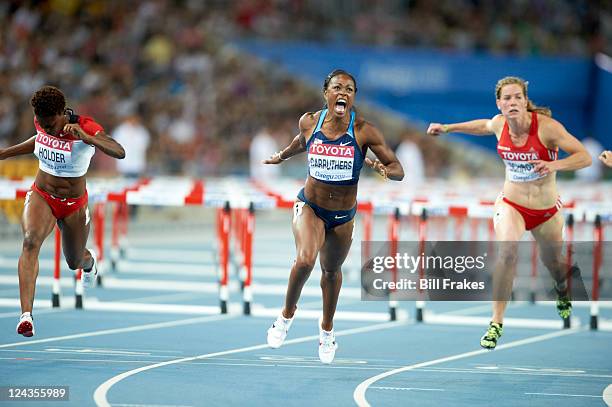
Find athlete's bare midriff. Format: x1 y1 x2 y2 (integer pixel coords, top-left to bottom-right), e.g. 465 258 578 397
35 170 86 199
502 173 558 209
303 176 358 211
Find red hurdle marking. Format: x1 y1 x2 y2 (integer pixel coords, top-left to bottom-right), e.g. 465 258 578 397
52 226 61 307
387 208 400 321
242 203 255 315
591 215 603 330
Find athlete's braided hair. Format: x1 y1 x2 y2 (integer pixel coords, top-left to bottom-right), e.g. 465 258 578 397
30 86 66 118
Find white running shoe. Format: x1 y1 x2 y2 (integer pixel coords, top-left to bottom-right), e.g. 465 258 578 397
80 248 98 289
16 312 34 337
267 313 294 349
318 318 338 364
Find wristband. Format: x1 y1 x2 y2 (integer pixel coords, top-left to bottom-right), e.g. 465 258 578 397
442 124 449 133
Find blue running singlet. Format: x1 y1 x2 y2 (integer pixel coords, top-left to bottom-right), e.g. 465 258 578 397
306 109 365 186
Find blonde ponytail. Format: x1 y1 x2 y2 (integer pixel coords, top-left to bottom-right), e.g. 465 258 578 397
526 100 552 117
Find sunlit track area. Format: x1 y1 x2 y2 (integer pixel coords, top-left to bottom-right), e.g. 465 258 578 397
0 177 611 406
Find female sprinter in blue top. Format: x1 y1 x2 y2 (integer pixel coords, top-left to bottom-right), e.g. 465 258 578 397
263 69 404 363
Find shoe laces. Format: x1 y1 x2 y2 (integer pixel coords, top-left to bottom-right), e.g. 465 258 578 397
20 312 32 322
320 331 336 350
272 317 289 332
485 323 501 339
557 295 571 305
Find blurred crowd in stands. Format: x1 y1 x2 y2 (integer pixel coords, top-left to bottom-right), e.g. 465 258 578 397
237 0 609 56
0 0 608 178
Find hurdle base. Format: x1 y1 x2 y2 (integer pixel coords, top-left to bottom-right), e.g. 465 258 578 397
416 307 424 322
244 301 251 316
52 293 60 308
75 294 83 309
590 315 598 330
389 307 397 321
220 300 227 314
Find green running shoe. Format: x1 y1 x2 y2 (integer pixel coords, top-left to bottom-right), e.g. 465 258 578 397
554 265 579 320
556 294 572 319
480 321 503 350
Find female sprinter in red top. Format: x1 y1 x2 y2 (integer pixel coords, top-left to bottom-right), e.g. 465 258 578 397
0 86 125 337
427 76 591 349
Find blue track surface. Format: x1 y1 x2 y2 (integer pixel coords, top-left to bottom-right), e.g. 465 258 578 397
0 216 610 407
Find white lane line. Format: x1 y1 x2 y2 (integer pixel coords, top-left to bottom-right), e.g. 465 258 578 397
0 356 384 368
93 320 407 407
0 314 235 349
108 292 205 303
440 303 524 316
196 362 390 371
116 261 291 279
0 349 177 357
0 256 291 278
2 355 611 379
250 306 405 322
536 301 612 309
417 367 612 379
603 384 612 407
0 307 66 319
371 387 444 392
525 392 602 398
0 275 364 298
353 328 582 407
0 297 400 322
112 404 193 407
0 357 166 364
424 313 580 330
116 261 216 275
119 248 213 262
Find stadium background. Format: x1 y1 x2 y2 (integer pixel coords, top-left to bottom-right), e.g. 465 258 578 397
0 0 610 181
0 1 611 407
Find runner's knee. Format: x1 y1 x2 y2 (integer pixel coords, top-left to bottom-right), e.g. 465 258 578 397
22 233 44 253
321 269 340 281
294 252 317 275
498 248 518 267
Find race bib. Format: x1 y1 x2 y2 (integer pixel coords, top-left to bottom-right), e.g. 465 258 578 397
308 143 354 182
503 160 545 182
34 132 94 177
34 132 73 172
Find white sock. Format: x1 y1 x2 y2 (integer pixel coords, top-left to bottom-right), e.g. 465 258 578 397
20 312 31 319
